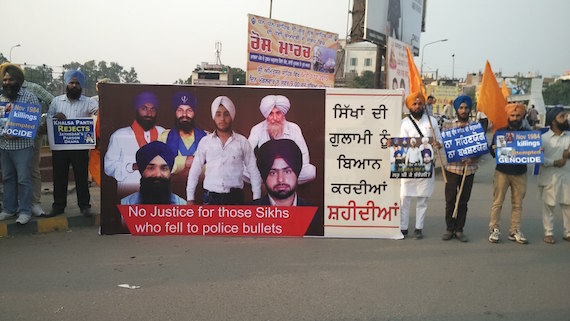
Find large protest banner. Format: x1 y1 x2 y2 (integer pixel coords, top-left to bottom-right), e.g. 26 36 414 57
0 102 41 139
246 14 338 88
324 89 403 238
495 130 543 164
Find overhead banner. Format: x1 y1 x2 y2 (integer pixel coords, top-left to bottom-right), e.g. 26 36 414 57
99 84 402 238
246 14 338 88
325 89 403 239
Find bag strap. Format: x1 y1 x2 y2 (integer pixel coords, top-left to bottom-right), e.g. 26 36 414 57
408 115 424 138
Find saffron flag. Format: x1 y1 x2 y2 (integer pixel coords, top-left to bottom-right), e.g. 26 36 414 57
407 45 426 99
478 61 507 133
501 79 510 99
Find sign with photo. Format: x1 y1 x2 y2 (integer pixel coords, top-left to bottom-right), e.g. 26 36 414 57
47 117 96 150
389 136 434 179
0 102 41 139
495 130 543 164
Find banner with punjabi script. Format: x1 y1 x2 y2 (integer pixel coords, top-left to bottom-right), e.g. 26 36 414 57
325 89 403 239
389 137 434 179
495 130 543 164
441 122 488 163
47 117 96 150
246 14 338 88
0 102 41 139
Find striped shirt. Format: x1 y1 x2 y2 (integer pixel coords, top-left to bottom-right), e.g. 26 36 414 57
442 119 479 176
47 94 98 119
0 89 40 150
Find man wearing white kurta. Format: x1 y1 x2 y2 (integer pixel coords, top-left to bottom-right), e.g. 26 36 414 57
539 107 570 244
399 92 442 239
104 92 165 197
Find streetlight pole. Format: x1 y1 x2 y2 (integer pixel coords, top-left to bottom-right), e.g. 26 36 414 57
9 44 21 62
452 53 455 80
420 38 448 78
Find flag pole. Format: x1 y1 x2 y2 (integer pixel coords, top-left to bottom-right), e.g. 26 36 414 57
426 113 447 183
452 164 469 218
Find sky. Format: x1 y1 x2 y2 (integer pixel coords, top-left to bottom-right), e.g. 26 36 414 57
3 0 569 84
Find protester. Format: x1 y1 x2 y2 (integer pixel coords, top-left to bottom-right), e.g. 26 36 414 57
399 91 442 239
121 141 185 205
527 104 539 127
46 70 98 217
538 107 570 244
0 64 40 224
425 95 435 116
248 95 316 184
254 139 310 206
441 95 480 242
105 91 165 196
186 96 261 205
488 103 529 244
158 91 206 195
442 99 454 119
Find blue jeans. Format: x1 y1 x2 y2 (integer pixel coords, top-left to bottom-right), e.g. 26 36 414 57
1 147 34 215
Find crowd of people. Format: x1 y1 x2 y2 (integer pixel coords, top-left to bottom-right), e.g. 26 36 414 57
1 62 568 244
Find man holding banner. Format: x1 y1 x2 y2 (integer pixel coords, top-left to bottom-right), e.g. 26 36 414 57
441 95 482 242
399 91 442 239
46 70 98 217
488 103 530 244
0 64 41 225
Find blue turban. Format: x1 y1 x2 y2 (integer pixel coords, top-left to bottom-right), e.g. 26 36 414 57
545 107 564 127
256 139 302 181
171 91 197 111
135 141 176 175
64 70 86 88
134 91 159 111
453 95 472 111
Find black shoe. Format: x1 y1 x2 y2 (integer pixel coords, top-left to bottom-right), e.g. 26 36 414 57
401 229 408 237
455 231 468 242
413 229 423 239
442 230 454 240
80 208 93 217
46 208 64 217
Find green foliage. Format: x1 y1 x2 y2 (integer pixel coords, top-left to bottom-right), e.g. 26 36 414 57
63 60 139 96
230 67 246 85
543 80 570 105
23 64 62 95
349 70 375 88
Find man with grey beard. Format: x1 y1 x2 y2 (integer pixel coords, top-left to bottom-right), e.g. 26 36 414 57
247 94 316 184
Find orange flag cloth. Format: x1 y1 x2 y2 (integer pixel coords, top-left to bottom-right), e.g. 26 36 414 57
478 60 507 133
501 79 511 99
407 45 426 100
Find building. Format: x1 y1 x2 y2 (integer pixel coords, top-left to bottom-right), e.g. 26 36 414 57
191 62 230 86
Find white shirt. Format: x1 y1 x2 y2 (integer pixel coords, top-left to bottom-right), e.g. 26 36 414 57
48 95 98 119
187 131 262 201
248 120 316 183
104 125 165 187
405 146 422 164
539 129 570 205
399 114 442 197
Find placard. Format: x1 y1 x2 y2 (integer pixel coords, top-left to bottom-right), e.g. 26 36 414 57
441 122 488 163
495 130 543 164
47 117 96 150
0 102 41 139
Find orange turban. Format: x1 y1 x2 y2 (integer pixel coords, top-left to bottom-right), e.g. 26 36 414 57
505 103 525 115
405 91 426 109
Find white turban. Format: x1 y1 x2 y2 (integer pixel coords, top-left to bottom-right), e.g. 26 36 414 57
259 95 290 118
211 96 236 120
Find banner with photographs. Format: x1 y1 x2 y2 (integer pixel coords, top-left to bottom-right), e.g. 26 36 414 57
47 117 96 150
325 89 403 239
386 36 409 111
495 130 543 164
441 122 488 163
246 14 338 88
389 136 434 179
0 102 41 139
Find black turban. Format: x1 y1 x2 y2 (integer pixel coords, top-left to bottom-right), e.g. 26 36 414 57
256 139 302 181
1 64 25 86
136 141 176 175
545 107 564 128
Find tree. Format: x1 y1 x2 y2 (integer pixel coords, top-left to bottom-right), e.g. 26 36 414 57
230 67 246 85
543 80 570 106
349 70 375 88
63 60 140 96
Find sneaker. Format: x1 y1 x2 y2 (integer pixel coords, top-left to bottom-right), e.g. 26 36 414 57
413 229 423 239
455 232 468 242
16 214 32 225
442 230 454 240
489 228 501 243
508 230 528 244
0 211 16 221
31 204 45 217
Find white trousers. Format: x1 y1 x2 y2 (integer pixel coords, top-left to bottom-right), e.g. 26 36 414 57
400 196 428 230
540 187 570 237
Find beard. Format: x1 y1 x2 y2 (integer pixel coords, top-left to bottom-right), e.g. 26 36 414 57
555 119 570 131
66 87 82 100
135 114 156 131
268 184 295 200
457 113 470 122
508 119 523 129
139 177 172 204
2 83 21 101
175 116 195 133
410 109 424 120
267 121 284 139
